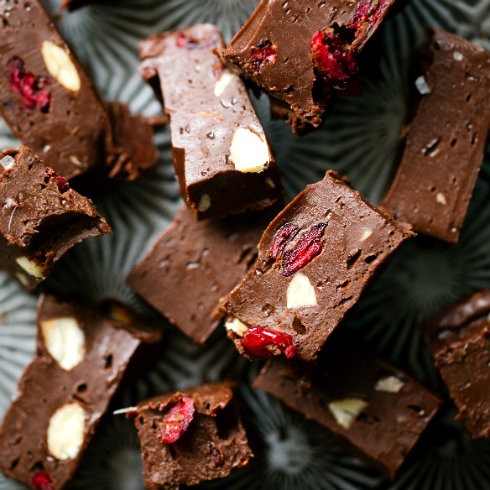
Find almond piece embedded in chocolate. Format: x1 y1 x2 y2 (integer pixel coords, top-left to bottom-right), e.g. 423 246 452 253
41 40 81 92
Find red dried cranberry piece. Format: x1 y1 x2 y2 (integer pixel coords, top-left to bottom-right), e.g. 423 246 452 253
310 29 358 89
351 0 388 29
31 471 55 490
6 57 51 112
248 40 277 73
282 223 326 276
55 174 70 193
351 1 372 25
241 327 296 360
271 222 300 260
160 396 195 444
176 33 219 50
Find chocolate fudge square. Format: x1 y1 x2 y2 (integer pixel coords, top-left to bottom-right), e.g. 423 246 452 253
128 382 252 490
223 170 414 361
0 0 157 181
128 204 280 344
0 147 111 291
382 29 490 243
221 0 397 133
139 23 282 220
254 346 441 479
426 290 490 439
0 293 162 490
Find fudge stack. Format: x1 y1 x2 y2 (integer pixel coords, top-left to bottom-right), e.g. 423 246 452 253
1 1 489 489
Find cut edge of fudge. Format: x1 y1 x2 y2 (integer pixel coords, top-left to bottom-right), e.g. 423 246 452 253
222 170 415 361
128 381 253 490
425 289 490 439
0 146 111 291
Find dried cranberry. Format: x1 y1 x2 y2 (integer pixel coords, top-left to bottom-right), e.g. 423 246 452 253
176 34 219 50
241 327 296 360
282 223 326 276
351 0 387 29
248 40 277 73
160 396 195 444
6 57 51 112
271 222 300 260
351 1 372 24
55 174 70 193
310 29 358 89
31 471 55 490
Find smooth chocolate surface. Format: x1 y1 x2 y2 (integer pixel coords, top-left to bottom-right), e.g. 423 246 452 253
254 346 441 479
221 0 396 132
426 290 490 439
0 147 111 291
382 29 490 243
128 204 279 344
0 294 162 490
0 1 157 182
223 170 414 361
139 23 282 220
130 382 252 490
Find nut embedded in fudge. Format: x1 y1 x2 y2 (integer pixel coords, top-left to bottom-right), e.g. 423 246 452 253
0 0 158 182
128 382 253 490
0 293 162 490
220 0 398 133
253 344 441 479
222 170 414 361
425 290 490 439
381 29 490 243
0 147 111 291
138 23 283 220
128 203 281 344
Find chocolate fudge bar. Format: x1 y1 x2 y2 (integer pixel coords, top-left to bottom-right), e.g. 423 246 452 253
381 30 490 243
221 0 397 132
426 290 490 439
0 147 111 291
128 382 252 490
222 171 414 361
254 346 441 478
0 1 157 181
139 24 282 220
0 293 162 490
128 204 280 344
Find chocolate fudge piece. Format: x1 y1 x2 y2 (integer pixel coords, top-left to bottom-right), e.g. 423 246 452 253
0 293 162 490
0 147 111 291
222 170 414 361
381 30 490 243
139 24 282 220
128 382 252 490
0 1 157 181
221 0 397 132
426 290 490 439
128 204 280 344
254 346 441 478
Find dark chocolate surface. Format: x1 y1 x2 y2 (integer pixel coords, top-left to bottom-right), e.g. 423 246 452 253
382 29 490 243
139 23 282 219
254 346 441 479
223 170 414 361
0 147 111 291
128 204 279 344
221 0 397 132
131 382 252 490
0 294 162 490
426 290 490 439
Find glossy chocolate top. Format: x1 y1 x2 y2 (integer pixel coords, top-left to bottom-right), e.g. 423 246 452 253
382 29 490 243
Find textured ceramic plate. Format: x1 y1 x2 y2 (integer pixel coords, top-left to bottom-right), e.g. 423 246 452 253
1 1 490 489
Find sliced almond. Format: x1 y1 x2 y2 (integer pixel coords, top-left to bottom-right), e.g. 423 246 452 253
41 40 81 92
229 128 270 173
328 398 369 429
286 273 317 308
16 256 45 279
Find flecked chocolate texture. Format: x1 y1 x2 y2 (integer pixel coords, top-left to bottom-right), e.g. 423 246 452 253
139 23 282 220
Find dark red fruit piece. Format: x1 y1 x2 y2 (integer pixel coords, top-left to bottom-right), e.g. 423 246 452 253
351 1 372 24
160 396 195 444
271 222 300 260
351 0 388 29
241 327 296 360
282 223 326 276
248 40 277 73
31 471 55 490
176 34 219 50
54 174 70 193
310 29 358 89
6 57 51 112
